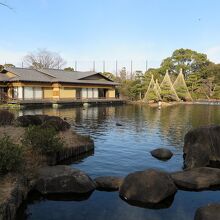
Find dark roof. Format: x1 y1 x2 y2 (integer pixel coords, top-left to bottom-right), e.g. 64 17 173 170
0 67 118 86
4 67 54 82
0 73 10 81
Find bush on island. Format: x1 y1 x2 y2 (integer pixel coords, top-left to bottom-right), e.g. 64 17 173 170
16 115 70 131
0 135 23 174
22 126 64 155
0 110 15 126
41 116 71 132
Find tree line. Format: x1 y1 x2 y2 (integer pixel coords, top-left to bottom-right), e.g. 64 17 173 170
1 48 220 101
103 48 220 101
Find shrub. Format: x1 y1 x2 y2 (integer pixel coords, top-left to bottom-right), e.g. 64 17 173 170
0 135 23 174
16 115 42 127
22 126 64 155
41 116 71 131
16 115 70 131
0 110 15 126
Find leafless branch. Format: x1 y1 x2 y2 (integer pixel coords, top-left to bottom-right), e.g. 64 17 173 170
24 49 66 69
0 2 13 10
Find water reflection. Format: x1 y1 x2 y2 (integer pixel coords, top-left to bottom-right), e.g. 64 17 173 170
20 190 220 220
119 194 175 210
18 104 220 175
58 149 94 165
18 104 220 220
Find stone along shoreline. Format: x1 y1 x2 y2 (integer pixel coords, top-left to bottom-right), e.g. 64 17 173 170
1 113 220 220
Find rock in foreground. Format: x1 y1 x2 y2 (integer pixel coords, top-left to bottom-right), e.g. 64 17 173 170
150 148 173 160
184 126 220 169
195 204 220 220
35 165 96 194
0 175 29 220
94 176 123 191
171 167 220 190
119 169 177 206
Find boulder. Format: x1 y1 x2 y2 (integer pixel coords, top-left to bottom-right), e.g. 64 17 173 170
150 148 173 160
184 126 220 169
35 165 96 194
16 115 70 131
195 204 220 220
0 175 30 220
119 169 177 206
171 167 220 190
94 176 123 191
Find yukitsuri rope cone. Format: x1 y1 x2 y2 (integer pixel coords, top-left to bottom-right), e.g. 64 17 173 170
173 69 193 101
155 79 161 93
144 75 161 102
212 84 220 99
160 70 180 101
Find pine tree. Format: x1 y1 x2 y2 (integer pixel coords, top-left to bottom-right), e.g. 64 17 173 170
144 75 161 102
212 84 220 99
155 79 161 93
160 70 179 101
173 69 193 101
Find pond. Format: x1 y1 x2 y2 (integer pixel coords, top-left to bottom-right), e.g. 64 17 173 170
17 104 220 220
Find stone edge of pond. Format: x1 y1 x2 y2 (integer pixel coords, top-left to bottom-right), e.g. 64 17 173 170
4 166 220 220
0 141 95 220
0 175 32 220
46 141 94 165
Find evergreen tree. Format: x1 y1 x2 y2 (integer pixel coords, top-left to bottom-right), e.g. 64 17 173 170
144 75 161 102
173 69 193 101
212 84 220 99
155 79 161 93
160 71 179 101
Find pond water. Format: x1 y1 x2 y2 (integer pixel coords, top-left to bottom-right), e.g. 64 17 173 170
18 104 220 220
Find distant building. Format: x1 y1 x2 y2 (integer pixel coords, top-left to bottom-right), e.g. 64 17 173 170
0 67 118 104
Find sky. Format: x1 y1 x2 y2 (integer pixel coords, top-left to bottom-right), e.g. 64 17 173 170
0 0 220 73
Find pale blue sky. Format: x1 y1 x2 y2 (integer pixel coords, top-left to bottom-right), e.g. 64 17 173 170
0 0 220 72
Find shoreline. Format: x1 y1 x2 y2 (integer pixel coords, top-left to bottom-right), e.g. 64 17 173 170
0 116 95 220
128 100 220 107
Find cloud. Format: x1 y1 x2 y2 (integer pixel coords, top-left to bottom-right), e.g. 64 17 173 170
206 46 220 63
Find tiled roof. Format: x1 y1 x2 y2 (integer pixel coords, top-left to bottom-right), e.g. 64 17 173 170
4 67 54 82
0 73 10 81
0 67 118 86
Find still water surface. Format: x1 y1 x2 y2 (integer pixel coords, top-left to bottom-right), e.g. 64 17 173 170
18 104 220 220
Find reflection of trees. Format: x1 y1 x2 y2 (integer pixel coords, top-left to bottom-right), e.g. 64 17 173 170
74 107 112 134
114 105 147 133
19 104 220 148
157 104 220 147
158 105 191 146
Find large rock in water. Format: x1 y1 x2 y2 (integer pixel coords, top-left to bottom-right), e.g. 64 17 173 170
119 169 177 206
35 165 96 194
94 176 123 191
171 167 220 190
195 204 220 220
184 126 220 169
150 148 173 160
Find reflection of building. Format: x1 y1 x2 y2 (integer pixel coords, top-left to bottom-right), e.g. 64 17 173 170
0 67 119 104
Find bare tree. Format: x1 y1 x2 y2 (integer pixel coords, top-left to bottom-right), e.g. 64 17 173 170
0 2 13 10
24 49 66 69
